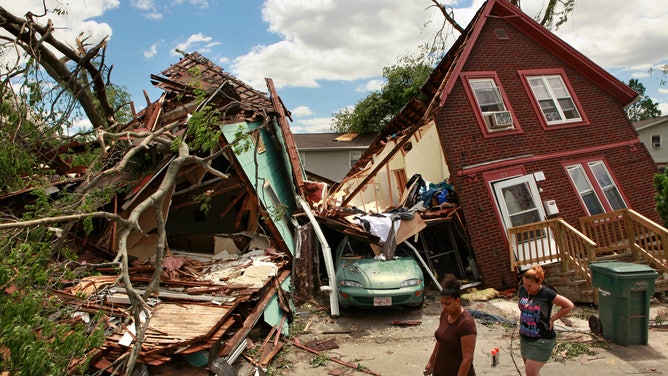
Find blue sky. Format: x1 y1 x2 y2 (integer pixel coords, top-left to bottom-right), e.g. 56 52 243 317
4 0 668 133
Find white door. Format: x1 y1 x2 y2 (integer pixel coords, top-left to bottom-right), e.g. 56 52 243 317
492 175 557 266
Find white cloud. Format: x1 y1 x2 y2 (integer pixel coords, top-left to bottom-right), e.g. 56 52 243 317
67 117 94 135
228 0 668 93
290 117 334 134
357 79 384 93
658 102 668 116
291 106 314 117
232 0 448 89
173 0 210 8
133 0 210 19
144 43 159 59
545 2 668 71
131 0 162 19
659 88 668 95
631 71 652 79
1 1 118 62
173 33 216 56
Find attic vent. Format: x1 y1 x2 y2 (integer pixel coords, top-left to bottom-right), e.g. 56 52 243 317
494 28 508 40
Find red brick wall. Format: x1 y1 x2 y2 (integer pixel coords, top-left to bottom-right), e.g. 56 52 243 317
435 17 659 289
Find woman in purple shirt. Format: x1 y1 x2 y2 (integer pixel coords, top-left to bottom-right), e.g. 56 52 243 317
425 275 477 376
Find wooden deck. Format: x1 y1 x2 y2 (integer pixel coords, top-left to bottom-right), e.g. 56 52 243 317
508 209 668 303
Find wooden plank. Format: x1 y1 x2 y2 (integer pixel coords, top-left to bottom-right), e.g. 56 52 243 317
148 303 231 339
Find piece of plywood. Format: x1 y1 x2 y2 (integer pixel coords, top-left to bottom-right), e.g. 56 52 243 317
146 303 232 343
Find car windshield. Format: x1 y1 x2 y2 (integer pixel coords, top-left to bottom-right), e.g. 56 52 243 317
339 238 414 260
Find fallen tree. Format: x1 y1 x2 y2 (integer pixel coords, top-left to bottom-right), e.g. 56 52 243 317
0 5 265 375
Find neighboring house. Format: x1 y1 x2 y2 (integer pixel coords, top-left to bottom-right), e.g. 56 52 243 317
634 115 668 171
293 132 378 182
324 0 662 296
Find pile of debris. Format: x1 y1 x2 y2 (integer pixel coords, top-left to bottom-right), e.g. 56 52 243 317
57 248 290 373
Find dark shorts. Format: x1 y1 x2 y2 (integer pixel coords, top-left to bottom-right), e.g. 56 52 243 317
520 336 555 363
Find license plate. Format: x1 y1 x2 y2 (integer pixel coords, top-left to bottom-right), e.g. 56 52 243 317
373 297 392 306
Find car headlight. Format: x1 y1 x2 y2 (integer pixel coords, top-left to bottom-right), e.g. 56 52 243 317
338 280 363 288
400 278 422 287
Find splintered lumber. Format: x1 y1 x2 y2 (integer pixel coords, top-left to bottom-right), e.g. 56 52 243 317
218 269 290 356
146 302 233 343
289 338 381 376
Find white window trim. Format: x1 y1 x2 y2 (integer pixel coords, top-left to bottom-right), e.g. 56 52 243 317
468 77 514 131
651 135 661 149
527 74 581 125
567 164 604 215
566 161 626 215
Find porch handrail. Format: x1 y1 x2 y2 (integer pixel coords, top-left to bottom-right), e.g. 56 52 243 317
508 219 596 285
580 209 629 255
623 209 668 274
580 208 668 274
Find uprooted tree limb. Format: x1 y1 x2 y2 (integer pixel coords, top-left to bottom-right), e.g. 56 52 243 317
0 6 116 130
0 5 253 375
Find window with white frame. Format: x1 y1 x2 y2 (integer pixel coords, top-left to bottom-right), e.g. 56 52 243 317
468 78 514 130
527 75 581 124
566 160 626 215
651 135 661 148
349 151 362 168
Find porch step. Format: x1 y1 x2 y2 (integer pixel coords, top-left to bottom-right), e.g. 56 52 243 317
596 252 634 262
655 275 668 294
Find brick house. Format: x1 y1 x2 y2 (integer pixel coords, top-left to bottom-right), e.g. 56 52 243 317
422 0 660 289
325 0 662 296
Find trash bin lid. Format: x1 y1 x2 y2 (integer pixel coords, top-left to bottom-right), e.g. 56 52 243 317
590 261 658 277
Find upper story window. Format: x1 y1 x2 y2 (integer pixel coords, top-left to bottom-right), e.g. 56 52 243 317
349 151 362 168
525 73 581 124
462 72 519 135
566 160 626 215
651 135 661 148
470 78 506 112
519 69 587 129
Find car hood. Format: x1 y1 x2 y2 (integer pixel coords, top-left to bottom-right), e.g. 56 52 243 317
336 257 423 289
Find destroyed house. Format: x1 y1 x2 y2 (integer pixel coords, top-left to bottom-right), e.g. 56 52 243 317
325 0 667 302
0 52 309 373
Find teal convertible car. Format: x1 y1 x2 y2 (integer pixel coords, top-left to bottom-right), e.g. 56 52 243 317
335 236 425 309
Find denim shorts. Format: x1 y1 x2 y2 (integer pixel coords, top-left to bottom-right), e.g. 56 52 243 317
520 336 556 363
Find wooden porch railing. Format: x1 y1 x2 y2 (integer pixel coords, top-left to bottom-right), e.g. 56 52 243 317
581 209 668 275
507 218 596 285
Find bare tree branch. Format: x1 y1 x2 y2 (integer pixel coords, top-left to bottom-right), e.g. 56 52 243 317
429 0 465 34
0 6 116 128
0 211 134 230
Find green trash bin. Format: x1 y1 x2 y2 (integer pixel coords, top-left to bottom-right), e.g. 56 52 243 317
590 261 658 346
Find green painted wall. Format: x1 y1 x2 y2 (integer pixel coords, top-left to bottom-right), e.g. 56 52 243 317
221 120 298 255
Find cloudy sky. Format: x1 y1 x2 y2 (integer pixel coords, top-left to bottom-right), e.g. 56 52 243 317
3 0 668 133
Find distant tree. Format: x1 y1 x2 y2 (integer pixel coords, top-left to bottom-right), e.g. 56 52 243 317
654 172 668 227
331 52 434 134
626 79 661 121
